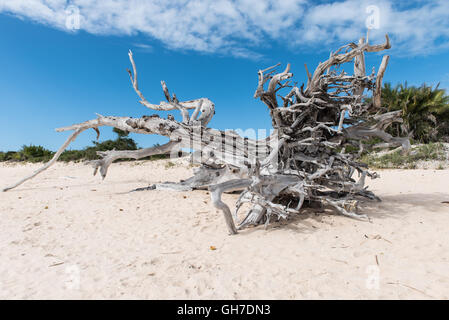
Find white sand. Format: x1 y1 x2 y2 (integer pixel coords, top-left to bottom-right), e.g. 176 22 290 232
0 160 448 299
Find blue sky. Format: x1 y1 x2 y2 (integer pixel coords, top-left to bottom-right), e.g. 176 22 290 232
1 0 449 151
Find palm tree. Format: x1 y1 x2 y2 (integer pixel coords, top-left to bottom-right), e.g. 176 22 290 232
378 82 449 143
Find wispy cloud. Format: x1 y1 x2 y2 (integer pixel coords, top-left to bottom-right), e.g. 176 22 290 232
1 0 448 57
133 43 153 53
297 0 449 56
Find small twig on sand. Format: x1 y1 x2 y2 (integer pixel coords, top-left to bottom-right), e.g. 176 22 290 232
387 282 435 298
160 251 183 255
48 262 65 267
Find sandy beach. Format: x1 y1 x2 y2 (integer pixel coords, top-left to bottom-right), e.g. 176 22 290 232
0 160 448 299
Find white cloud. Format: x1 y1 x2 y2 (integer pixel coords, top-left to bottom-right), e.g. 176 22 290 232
297 0 449 55
1 0 448 57
133 43 153 52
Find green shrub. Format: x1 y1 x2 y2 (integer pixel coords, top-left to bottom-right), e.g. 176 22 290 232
1 151 21 161
18 145 54 162
57 129 139 162
164 161 176 169
59 149 88 162
361 143 446 169
1 129 168 163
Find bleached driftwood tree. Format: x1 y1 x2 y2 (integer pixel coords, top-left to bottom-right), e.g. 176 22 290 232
3 35 409 234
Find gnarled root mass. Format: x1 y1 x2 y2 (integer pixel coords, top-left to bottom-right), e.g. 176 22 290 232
3 35 408 234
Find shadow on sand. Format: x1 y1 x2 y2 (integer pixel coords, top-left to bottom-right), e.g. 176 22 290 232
237 192 449 235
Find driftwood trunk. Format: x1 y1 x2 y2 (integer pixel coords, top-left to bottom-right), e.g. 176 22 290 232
3 35 409 234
